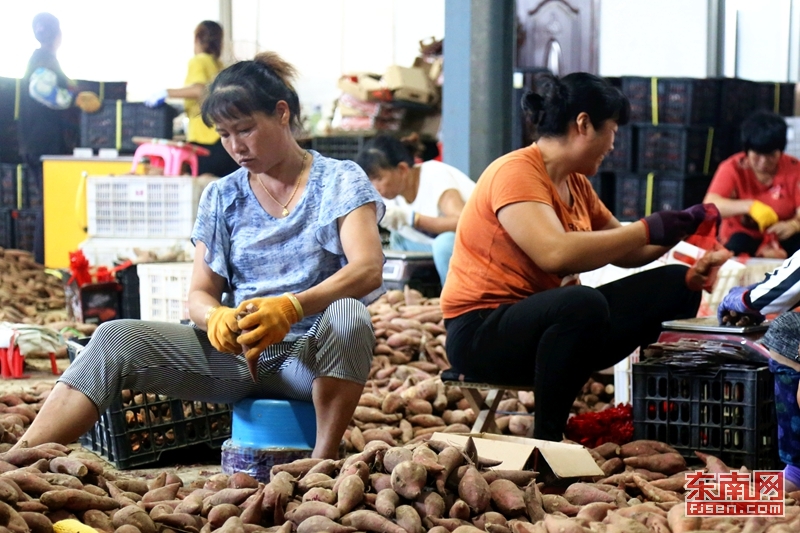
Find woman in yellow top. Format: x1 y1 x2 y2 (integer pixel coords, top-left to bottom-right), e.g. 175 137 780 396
145 20 239 177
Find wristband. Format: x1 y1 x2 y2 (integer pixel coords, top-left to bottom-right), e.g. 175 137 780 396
284 293 304 320
204 306 219 324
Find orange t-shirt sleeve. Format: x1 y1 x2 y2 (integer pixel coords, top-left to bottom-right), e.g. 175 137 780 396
706 159 738 198
489 157 554 214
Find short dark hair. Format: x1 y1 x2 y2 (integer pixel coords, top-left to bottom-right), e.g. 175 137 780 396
741 110 787 154
32 13 60 47
201 52 301 131
355 135 417 178
521 72 630 138
195 20 223 59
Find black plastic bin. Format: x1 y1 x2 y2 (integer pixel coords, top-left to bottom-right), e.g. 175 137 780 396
67 339 232 469
11 208 43 263
613 172 711 221
633 358 778 471
621 77 720 126
80 101 178 153
311 135 373 161
588 172 616 211
637 125 728 175
0 209 12 249
116 264 140 319
599 125 636 172
73 80 127 101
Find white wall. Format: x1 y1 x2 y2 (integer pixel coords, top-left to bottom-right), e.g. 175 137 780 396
726 0 792 81
232 0 445 113
599 0 709 78
0 1 220 101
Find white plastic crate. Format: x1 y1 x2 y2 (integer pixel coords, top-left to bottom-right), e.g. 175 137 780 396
785 117 800 160
137 262 194 323
86 175 216 239
613 348 639 405
79 238 194 267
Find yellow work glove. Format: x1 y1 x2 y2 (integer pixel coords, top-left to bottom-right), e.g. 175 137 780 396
75 91 101 113
206 306 242 354
236 294 303 360
748 200 779 232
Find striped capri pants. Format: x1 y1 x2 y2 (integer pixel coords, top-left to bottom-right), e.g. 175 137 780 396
60 298 375 414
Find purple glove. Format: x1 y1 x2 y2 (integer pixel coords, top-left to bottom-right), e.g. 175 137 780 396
641 204 707 247
717 284 765 325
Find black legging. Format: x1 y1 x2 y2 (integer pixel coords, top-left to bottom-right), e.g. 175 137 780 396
725 231 800 257
444 265 701 442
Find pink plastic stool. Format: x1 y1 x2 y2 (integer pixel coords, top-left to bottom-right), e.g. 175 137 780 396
130 138 211 176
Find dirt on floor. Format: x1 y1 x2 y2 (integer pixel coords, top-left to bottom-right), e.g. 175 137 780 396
4 356 223 484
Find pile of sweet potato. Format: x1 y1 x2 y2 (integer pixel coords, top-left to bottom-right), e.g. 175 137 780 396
0 250 67 326
0 385 53 450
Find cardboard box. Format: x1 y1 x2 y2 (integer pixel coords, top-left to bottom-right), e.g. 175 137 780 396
383 65 437 106
338 73 389 102
431 432 604 482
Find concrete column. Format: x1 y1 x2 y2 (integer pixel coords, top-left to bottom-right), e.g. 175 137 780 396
442 0 515 180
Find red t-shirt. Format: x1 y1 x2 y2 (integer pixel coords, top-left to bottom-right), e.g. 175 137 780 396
707 152 800 242
440 144 613 319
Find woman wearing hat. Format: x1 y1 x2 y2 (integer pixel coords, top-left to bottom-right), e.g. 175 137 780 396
718 256 800 490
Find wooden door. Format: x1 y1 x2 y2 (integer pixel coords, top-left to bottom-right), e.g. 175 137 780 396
516 0 600 75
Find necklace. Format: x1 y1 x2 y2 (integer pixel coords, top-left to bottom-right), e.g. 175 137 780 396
257 151 308 217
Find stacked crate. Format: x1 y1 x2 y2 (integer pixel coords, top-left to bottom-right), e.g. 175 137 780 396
594 77 795 221
79 175 216 321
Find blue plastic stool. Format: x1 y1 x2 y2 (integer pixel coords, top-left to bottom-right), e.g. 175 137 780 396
221 399 317 481
232 398 317 449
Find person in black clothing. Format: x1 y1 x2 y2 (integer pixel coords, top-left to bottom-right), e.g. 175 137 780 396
18 13 98 169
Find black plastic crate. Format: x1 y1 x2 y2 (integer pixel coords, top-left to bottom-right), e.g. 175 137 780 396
80 102 178 153
613 172 711 221
621 77 720 125
0 118 20 164
11 208 43 263
600 125 636 172
21 164 41 209
718 78 757 127
0 208 12 249
311 135 373 161
0 77 17 122
588 171 616 210
0 164 19 208
116 264 140 319
73 80 127 101
67 339 232 469
637 125 727 175
633 358 778 471
752 82 795 117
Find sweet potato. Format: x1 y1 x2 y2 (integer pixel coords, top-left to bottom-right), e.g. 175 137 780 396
448 499 471 520
564 483 616 505
216 516 244 533
45 459 86 479
391 461 427 500
285 501 340 524
81 485 107 498
434 446 464 495
17 514 49 533
152 514 200 533
458 467 490 514
451 526 484 533
207 504 241 528
270 458 324 480
0 449 58 467
632 475 680 503
488 480 526 517
407 399 434 416
370 473 392 493
82 509 114 532
618 442 660 458
541 494 580 516
650 473 690 492
204 487 258 510
576 502 617 522
413 491 445 520
693 451 732 474
341 510 407 533
39 474 81 491
396 505 423 533
296 516 355 533
381 392 406 414
667 503 701 533
142 483 181 504
600 457 625 477
376 488 400 518
263 472 295 513
623 453 687 475
334 461 370 491
412 446 444 472
40 489 118 512
336 475 364 515
383 448 413 474
13 503 45 515
407 415 445 428
302 487 336 505
482 470 538 487
350 427 366 452
427 527 452 533
362 429 396 447
111 506 156 533
226 473 258 490
113 480 149 496
173 492 206 515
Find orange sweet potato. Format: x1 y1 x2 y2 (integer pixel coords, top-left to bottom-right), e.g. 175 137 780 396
458 467 490 514
207 504 241 528
541 494 580 516
111 505 156 533
40 489 118 512
488 480 526 516
82 509 114 532
623 453 687 476
390 461 427 500
563 483 616 506
47 458 86 478
336 475 365 515
285 501 340 524
340 510 407 533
